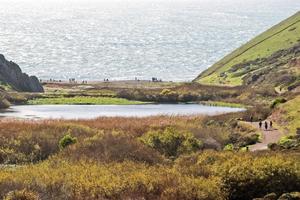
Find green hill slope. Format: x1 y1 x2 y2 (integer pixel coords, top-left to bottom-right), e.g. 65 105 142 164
195 11 300 86
271 95 300 135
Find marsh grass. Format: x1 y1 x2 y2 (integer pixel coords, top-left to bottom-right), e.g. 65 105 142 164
27 96 146 105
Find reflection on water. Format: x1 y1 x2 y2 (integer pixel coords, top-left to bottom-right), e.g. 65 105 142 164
0 104 245 120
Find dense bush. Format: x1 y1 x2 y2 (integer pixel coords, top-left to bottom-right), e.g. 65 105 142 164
271 98 287 109
269 135 300 150
4 189 39 200
0 122 94 164
0 115 299 200
278 136 297 148
62 132 165 164
0 149 298 200
242 105 271 121
174 151 300 200
0 158 224 200
59 133 77 149
140 127 203 158
223 143 235 151
238 133 260 147
213 153 300 200
116 83 240 103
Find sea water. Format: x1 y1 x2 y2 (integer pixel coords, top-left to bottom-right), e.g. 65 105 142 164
0 0 299 81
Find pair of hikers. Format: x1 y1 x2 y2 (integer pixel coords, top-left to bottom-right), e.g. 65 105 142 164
259 120 272 130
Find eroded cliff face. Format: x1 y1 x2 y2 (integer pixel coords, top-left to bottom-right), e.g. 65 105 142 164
0 54 44 92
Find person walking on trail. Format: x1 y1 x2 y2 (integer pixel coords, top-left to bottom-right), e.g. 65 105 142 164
265 121 268 130
270 121 273 129
259 120 262 129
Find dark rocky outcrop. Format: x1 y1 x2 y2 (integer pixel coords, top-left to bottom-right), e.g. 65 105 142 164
0 54 44 92
0 98 10 109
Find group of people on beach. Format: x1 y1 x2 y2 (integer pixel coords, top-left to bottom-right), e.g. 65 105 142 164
42 77 165 84
40 79 62 83
40 78 89 84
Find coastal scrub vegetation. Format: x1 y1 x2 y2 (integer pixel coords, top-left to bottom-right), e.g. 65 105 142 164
271 96 300 135
140 127 203 158
0 105 298 200
0 150 298 200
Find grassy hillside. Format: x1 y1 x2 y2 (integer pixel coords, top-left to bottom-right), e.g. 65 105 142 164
271 96 300 135
195 11 300 86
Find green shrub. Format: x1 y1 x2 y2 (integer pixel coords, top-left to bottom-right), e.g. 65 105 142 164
215 154 300 200
223 143 234 151
278 136 299 149
239 146 249 152
160 89 173 96
62 132 165 164
59 133 77 149
271 98 287 109
239 134 260 147
140 127 203 158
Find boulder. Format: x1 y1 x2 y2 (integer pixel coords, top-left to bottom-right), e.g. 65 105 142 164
0 98 10 109
0 54 44 92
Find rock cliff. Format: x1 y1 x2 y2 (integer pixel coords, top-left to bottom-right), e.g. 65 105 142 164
0 54 44 92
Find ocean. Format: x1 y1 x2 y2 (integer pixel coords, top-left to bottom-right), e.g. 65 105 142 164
0 0 299 81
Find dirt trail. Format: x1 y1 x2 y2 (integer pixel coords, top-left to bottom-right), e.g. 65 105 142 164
247 122 283 151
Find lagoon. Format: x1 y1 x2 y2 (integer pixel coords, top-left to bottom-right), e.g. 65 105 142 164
0 104 244 119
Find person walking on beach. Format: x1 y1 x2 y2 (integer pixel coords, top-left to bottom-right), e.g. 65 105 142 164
264 121 268 130
259 120 262 129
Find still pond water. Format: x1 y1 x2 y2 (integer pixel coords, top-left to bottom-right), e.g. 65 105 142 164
0 104 244 119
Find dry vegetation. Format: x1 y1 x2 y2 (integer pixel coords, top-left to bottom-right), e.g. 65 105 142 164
0 103 298 200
